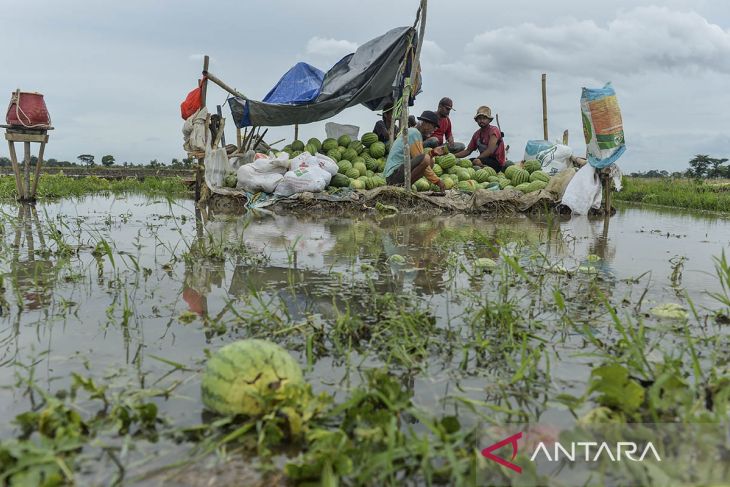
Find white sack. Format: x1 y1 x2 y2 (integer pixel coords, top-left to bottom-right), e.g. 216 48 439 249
274 165 332 197
561 164 602 215
236 164 283 194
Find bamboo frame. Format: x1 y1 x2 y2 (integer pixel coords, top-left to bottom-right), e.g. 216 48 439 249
541 73 548 141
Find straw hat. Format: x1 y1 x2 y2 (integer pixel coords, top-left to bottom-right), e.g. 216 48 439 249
473 106 494 121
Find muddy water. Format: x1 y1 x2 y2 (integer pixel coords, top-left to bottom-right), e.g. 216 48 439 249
0 195 728 481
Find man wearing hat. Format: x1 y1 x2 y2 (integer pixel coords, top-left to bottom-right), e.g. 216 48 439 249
423 97 465 153
454 106 506 172
384 110 446 191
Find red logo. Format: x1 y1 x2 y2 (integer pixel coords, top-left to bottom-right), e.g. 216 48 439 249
481 432 523 473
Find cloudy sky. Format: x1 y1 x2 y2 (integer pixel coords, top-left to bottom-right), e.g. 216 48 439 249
3 0 729 172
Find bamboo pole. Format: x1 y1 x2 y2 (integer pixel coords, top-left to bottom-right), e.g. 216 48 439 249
23 142 31 200
236 127 242 149
404 0 428 191
541 73 548 141
294 124 299 142
562 129 569 145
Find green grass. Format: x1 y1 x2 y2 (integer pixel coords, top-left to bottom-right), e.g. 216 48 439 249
0 174 190 199
615 177 730 212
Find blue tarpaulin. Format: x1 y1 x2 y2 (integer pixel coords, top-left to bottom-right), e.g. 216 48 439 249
262 62 325 105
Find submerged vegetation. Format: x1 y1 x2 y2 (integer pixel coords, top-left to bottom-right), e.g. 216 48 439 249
0 197 728 485
0 174 190 199
615 177 730 212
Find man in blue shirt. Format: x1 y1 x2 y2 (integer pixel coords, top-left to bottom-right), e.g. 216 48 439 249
384 110 445 191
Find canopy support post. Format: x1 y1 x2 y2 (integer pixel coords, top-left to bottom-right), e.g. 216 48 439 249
403 0 427 192
542 73 548 141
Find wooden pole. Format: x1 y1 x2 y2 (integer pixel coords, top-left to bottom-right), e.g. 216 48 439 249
216 105 226 146
541 73 548 141
23 142 31 200
236 127 242 149
30 139 46 199
203 71 247 100
562 129 569 145
404 0 428 191
195 56 209 203
7 141 23 201
294 124 299 142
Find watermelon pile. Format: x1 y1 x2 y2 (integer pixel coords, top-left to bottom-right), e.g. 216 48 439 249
280 134 553 194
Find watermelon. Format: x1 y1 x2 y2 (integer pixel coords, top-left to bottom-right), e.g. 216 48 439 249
345 167 360 179
466 167 477 179
290 151 302 158
353 162 367 176
510 168 530 185
529 180 547 191
498 178 511 189
327 149 342 162
223 174 238 188
342 148 358 162
515 182 532 193
366 169 374 178
201 339 303 416
530 170 550 183
442 177 455 190
364 157 378 171
437 153 457 170
369 142 386 158
330 173 350 188
322 138 338 152
433 164 443 176
524 160 541 173
413 178 431 192
348 140 365 154
304 143 317 155
337 160 352 173
487 175 500 183
361 132 378 147
457 180 478 192
291 140 305 152
307 138 321 151
336 134 351 147
456 168 471 182
504 165 520 179
350 179 366 189
458 158 472 168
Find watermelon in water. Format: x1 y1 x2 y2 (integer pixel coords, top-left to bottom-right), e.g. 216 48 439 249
201 339 304 416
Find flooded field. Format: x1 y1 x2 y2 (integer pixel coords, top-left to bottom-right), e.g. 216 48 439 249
1 195 729 486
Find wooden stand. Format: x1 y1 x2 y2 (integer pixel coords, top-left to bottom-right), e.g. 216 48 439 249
3 125 53 202
600 169 612 216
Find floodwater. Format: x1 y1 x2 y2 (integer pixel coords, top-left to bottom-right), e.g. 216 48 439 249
0 195 728 483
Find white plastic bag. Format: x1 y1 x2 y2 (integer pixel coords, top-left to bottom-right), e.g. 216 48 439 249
183 107 209 152
561 164 602 215
204 146 231 188
523 139 553 161
537 144 573 175
237 164 284 193
274 165 332 197
251 153 290 174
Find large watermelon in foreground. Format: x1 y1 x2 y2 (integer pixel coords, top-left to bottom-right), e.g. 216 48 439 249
201 339 304 416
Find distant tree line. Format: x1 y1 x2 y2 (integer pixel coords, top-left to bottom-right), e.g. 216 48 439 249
0 154 195 169
629 155 729 179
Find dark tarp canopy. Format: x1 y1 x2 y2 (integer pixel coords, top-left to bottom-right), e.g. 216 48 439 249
228 26 415 128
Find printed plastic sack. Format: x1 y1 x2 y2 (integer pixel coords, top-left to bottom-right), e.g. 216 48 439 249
288 152 338 176
581 82 626 169
537 144 573 175
561 164 602 215
204 146 231 188
523 140 554 161
274 165 332 197
237 164 283 193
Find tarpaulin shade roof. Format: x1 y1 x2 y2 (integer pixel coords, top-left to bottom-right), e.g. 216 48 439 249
262 62 325 105
228 26 414 128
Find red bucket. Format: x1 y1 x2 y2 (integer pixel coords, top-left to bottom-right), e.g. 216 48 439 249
6 90 51 128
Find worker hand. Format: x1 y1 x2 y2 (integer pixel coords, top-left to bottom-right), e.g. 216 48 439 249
472 158 483 167
432 146 445 157
436 179 446 192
